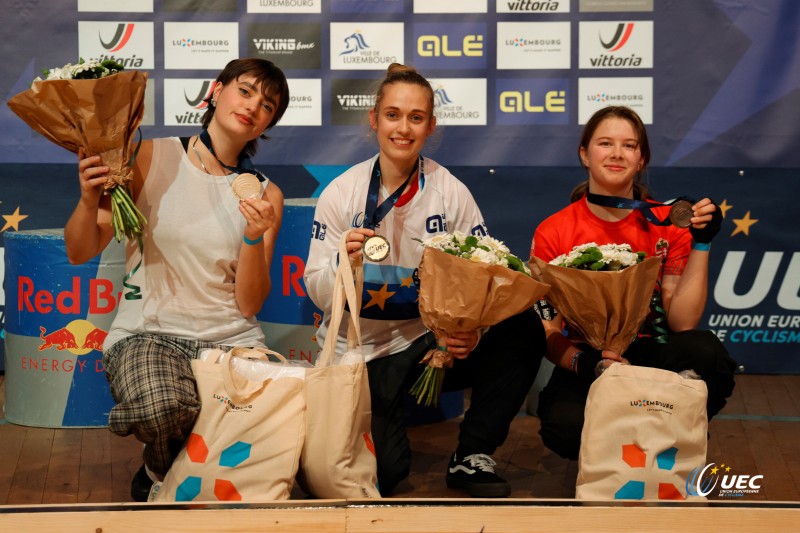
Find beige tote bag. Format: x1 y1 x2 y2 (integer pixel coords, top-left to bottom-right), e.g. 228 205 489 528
155 347 305 502
575 363 708 501
298 234 381 499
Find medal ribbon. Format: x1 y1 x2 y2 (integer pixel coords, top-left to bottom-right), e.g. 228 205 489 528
363 156 422 229
586 192 694 226
198 129 266 182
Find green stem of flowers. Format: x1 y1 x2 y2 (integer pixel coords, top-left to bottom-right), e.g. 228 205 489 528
110 185 146 242
410 366 446 407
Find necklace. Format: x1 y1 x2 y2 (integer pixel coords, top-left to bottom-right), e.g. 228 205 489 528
192 136 211 174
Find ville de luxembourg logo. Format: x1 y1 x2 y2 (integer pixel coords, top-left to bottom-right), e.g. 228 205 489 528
686 462 764 498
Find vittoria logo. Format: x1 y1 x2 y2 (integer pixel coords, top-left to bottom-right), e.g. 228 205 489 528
164 79 216 126
100 23 135 51
499 1 566 13
79 21 154 69
600 22 635 51
185 81 214 110
579 21 653 69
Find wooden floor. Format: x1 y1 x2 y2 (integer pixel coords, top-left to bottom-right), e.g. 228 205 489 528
1 374 799 505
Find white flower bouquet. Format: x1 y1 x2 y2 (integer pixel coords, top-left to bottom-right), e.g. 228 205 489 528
530 243 662 355
410 232 550 406
549 242 646 271
8 58 147 243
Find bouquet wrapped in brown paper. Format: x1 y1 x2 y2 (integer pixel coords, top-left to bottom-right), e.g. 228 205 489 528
410 232 550 406
530 243 662 355
7 59 148 243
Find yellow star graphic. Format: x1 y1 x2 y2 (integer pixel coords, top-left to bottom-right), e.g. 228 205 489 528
731 211 758 237
400 274 415 288
710 466 720 475
1 206 29 232
718 199 733 218
363 283 396 311
725 466 731 472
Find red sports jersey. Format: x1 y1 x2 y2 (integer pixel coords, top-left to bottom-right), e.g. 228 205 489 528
531 195 691 280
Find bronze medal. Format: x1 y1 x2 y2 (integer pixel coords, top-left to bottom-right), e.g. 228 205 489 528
362 235 390 262
231 173 262 200
669 199 694 228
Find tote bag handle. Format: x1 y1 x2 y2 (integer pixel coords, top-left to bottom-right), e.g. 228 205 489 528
318 233 364 367
221 346 290 404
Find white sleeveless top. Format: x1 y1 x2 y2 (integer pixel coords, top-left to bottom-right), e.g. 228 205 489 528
105 137 267 350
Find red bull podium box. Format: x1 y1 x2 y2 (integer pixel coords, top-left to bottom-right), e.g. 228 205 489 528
3 229 124 428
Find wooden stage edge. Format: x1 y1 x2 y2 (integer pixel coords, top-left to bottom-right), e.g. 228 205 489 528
1 498 798 533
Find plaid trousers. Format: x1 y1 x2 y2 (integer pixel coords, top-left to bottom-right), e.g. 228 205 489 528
103 334 226 476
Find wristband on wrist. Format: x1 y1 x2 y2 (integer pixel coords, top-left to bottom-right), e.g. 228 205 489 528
243 234 264 245
568 351 583 373
692 241 711 252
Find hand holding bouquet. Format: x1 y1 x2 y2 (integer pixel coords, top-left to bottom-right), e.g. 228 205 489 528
530 242 662 355
410 232 550 406
8 58 148 243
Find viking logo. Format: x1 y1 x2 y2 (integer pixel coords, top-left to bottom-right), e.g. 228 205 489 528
185 81 214 110
100 23 136 52
599 23 634 51
340 32 369 55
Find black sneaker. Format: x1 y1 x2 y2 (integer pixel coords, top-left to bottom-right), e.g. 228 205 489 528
445 452 511 498
130 464 154 502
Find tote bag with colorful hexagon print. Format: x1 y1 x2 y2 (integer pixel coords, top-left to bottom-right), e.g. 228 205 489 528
154 347 306 502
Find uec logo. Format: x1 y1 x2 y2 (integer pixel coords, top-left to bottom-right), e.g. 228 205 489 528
686 463 763 497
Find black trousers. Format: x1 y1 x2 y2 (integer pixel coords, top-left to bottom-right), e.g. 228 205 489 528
537 330 737 460
367 307 546 495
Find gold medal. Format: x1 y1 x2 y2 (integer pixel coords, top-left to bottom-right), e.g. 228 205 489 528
362 235 390 262
231 173 262 200
668 199 694 228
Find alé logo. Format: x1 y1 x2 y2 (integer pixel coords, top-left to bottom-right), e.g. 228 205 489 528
686 463 764 497
185 81 214 110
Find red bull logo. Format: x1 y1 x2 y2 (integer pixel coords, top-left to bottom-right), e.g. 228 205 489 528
18 275 120 315
38 319 108 354
26 319 108 374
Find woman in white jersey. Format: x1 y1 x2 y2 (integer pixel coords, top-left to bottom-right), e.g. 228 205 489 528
304 63 545 498
64 58 289 501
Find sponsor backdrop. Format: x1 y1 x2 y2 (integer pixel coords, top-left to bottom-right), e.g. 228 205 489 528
1 0 799 374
